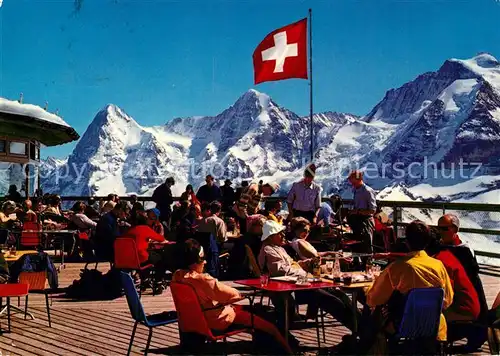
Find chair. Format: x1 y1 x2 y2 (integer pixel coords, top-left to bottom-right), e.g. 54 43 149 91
171 281 250 353
20 222 42 248
114 237 153 297
120 272 177 356
0 283 29 332
19 271 51 327
390 287 445 354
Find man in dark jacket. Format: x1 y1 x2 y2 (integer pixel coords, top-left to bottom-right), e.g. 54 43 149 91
220 179 235 213
152 177 175 229
196 175 222 204
94 201 130 262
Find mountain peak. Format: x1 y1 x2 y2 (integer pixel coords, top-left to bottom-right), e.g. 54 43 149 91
234 89 271 111
447 53 500 90
470 52 499 68
89 103 139 129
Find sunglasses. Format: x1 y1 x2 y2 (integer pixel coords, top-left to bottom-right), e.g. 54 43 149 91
437 226 452 231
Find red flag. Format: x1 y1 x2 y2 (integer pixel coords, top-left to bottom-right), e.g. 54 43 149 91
253 18 308 84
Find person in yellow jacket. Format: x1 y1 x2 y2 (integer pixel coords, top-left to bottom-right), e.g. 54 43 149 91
365 220 454 343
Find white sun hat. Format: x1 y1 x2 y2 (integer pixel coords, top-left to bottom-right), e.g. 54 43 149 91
261 220 286 241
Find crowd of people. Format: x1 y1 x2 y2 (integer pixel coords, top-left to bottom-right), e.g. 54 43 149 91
0 165 498 354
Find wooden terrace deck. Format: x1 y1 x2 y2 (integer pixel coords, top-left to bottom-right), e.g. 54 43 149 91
0 263 498 355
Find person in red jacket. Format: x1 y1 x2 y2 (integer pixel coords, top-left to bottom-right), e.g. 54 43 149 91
427 235 480 322
122 215 172 293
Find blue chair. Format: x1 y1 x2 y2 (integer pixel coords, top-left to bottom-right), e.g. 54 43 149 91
120 272 177 355
392 287 445 354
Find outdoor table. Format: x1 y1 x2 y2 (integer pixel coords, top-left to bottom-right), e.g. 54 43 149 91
4 250 39 263
234 278 335 342
321 272 374 334
16 229 78 268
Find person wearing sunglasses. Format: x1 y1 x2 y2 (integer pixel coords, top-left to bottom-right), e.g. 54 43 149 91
172 239 292 354
259 220 358 341
437 214 489 351
288 217 336 260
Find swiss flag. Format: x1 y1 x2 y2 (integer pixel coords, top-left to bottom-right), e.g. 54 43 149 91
253 18 308 84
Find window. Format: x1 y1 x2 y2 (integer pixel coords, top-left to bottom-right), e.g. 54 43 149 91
0 140 5 153
29 142 37 160
10 141 27 155
36 147 40 160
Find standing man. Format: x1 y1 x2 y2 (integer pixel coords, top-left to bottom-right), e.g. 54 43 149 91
287 164 321 224
233 181 279 234
152 177 175 231
196 175 222 204
347 170 377 254
220 179 235 214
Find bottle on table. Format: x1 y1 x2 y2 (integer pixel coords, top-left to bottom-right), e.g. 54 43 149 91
333 255 341 278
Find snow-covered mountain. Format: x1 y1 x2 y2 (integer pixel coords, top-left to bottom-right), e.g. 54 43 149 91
310 53 500 196
40 53 500 261
41 89 356 196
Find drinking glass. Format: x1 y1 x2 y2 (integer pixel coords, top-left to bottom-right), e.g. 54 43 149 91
325 261 334 275
297 275 308 285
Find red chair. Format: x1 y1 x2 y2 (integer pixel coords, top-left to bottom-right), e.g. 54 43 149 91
113 237 153 297
171 282 250 352
0 283 29 332
20 222 42 248
19 271 51 327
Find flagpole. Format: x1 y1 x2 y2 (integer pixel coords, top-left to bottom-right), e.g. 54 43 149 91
309 8 314 163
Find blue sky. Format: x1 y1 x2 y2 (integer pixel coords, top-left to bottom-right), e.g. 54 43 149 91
1 0 500 158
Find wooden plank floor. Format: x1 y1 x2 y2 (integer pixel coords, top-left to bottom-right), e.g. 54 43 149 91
0 262 498 355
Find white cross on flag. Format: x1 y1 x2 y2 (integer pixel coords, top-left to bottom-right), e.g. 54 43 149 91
253 18 308 84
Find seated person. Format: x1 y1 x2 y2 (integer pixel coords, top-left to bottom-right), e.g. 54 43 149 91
262 200 283 224
0 201 18 228
317 196 335 227
258 220 358 333
365 221 454 345
123 214 171 293
437 214 488 315
94 201 130 261
70 202 97 230
172 239 292 354
197 202 227 246
288 217 336 260
21 200 38 223
227 214 266 279
147 208 164 236
437 214 488 350
43 195 63 215
85 198 100 219
426 233 480 322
